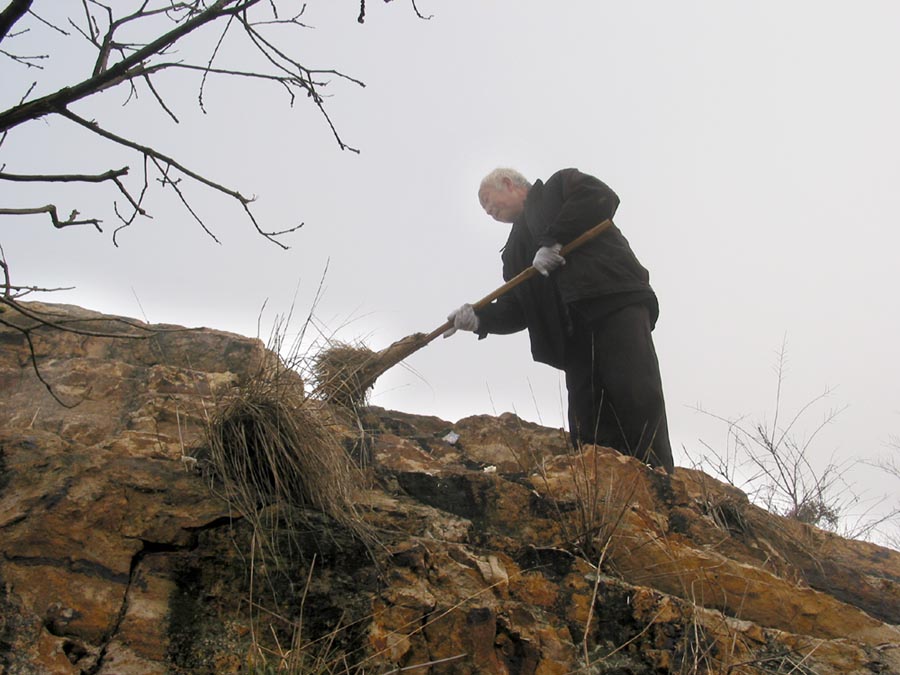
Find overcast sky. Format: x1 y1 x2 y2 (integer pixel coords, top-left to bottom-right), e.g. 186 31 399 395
3 1 899 540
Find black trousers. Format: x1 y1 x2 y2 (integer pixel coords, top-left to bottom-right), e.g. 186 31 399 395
563 303 674 473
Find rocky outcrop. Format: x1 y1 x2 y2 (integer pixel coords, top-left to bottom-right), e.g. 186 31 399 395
1 302 898 674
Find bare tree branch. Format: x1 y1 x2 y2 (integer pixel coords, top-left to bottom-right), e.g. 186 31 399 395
0 314 82 407
0 0 260 134
0 0 33 44
142 72 180 121
198 11 235 113
150 156 222 245
358 0 433 24
0 167 129 183
0 295 170 408
149 61 365 91
58 107 303 246
236 16 361 152
0 46 47 68
112 154 152 245
0 205 103 230
26 8 69 36
0 295 156 335
0 243 11 296
411 0 434 20
0 0 394 248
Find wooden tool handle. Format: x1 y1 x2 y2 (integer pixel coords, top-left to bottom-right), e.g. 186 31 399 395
424 218 614 343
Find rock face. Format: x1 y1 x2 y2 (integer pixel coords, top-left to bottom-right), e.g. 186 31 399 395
1 302 899 675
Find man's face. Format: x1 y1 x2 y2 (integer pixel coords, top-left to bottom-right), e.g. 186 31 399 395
479 180 527 223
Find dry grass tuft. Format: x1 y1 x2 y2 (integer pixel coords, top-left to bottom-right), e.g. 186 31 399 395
311 341 377 408
205 357 369 558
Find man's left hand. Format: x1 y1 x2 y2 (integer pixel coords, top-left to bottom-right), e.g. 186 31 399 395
532 244 565 277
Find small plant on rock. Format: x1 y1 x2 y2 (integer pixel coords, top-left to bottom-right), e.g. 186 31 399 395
691 340 854 533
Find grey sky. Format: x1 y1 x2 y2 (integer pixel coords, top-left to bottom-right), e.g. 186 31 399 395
3 2 899 539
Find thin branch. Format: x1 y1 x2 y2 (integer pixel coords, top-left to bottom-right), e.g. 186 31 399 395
0 295 171 409
239 17 361 152
250 10 310 28
0 167 129 183
113 154 152 245
142 72 180 122
0 295 160 336
358 0 433 23
151 61 364 89
198 12 236 113
0 168 139 234
59 108 301 246
0 46 48 68
0 244 10 296
5 284 77 298
410 0 434 20
60 108 246 204
0 205 103 230
0 315 81 407
1 165 152 228
150 156 222 244
26 8 70 36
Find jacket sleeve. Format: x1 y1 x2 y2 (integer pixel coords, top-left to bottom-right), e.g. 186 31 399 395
474 293 527 338
537 169 620 247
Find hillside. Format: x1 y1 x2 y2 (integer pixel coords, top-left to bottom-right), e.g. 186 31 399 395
1 302 898 675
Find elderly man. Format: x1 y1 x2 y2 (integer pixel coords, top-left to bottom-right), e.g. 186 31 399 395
446 167 674 473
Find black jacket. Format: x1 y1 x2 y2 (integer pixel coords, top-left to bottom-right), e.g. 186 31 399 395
477 168 657 369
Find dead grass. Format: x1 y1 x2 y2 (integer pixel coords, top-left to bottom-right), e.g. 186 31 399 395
309 332 432 409
205 350 371 560
311 341 377 408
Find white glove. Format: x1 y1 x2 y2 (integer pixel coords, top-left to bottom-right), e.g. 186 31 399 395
443 303 480 338
532 243 565 277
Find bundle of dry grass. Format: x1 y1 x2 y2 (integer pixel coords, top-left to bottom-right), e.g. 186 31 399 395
311 341 377 407
205 361 368 557
312 333 432 408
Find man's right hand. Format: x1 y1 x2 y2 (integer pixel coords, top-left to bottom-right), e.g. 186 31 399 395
443 303 480 338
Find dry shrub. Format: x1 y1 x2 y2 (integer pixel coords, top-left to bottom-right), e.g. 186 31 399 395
205 357 369 558
311 341 376 408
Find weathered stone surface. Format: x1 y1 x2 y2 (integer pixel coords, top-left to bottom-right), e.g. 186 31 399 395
1 302 899 675
0 303 248 674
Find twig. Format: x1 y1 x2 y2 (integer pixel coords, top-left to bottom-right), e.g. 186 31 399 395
26 8 70 36
0 205 102 230
0 167 129 183
0 47 47 68
0 315 81 407
0 244 11 296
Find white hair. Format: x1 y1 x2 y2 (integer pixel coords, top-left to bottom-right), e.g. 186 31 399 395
479 167 531 193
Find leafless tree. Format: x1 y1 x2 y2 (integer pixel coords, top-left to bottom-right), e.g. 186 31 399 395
0 0 429 401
